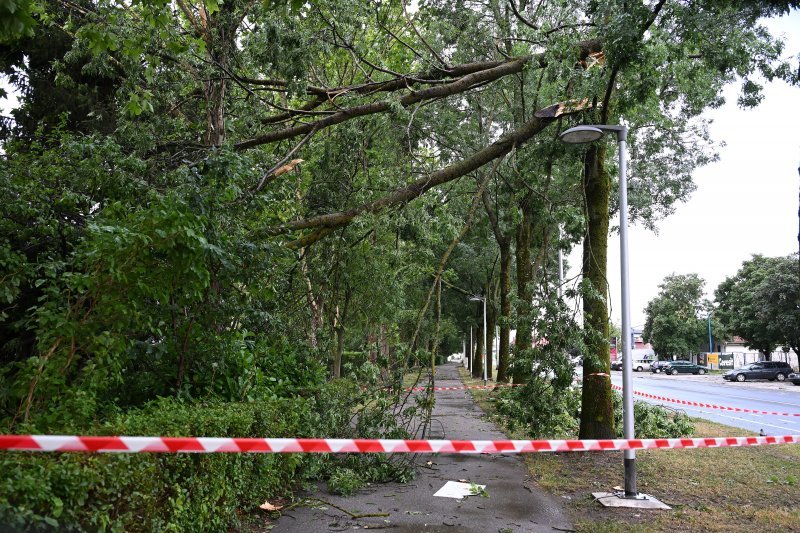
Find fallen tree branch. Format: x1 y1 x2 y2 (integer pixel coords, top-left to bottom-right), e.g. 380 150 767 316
234 39 603 151
271 98 585 248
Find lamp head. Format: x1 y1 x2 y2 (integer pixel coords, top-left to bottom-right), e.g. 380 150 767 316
559 125 605 144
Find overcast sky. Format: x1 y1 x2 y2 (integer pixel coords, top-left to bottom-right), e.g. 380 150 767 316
567 10 800 329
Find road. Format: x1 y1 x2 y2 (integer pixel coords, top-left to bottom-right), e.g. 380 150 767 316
607 370 800 435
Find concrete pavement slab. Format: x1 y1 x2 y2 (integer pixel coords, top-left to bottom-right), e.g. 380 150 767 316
270 363 572 532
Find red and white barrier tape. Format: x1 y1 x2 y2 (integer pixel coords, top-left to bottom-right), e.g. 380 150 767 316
399 380 800 418
405 383 524 392
0 434 798 454
609 384 800 417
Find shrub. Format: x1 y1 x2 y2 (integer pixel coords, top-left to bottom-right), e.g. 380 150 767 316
0 394 346 531
613 392 695 439
0 375 416 530
327 468 364 496
492 384 694 441
493 381 581 439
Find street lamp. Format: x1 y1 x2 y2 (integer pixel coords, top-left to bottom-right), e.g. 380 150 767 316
707 311 713 354
470 295 488 386
560 124 638 498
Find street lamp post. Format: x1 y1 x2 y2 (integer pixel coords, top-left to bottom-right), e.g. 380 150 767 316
560 124 638 498
470 296 488 386
707 312 713 354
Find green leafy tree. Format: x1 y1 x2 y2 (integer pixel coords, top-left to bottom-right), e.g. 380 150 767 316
2 0 798 438
643 274 714 358
715 254 800 358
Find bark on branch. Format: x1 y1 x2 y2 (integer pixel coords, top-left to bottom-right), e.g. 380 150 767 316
235 40 601 151
276 99 584 248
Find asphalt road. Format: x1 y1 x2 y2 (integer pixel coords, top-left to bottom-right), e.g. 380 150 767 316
608 370 800 435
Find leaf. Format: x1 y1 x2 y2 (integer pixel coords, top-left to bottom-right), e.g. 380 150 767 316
204 0 219 14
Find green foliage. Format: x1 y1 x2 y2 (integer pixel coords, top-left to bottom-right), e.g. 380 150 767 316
327 467 364 496
0 375 414 530
0 0 36 43
715 254 800 357
643 274 713 357
1 397 319 531
493 382 581 439
613 392 695 439
493 385 694 440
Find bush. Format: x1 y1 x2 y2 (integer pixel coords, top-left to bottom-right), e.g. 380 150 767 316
0 393 350 531
0 375 416 531
493 381 581 439
327 468 364 496
613 392 695 439
491 384 694 441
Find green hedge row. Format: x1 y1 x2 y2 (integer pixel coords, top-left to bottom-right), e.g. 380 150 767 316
0 385 357 531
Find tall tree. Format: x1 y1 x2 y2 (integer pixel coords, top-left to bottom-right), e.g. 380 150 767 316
716 254 800 358
644 274 714 358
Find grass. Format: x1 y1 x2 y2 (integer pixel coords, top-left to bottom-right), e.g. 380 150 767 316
457 367 800 532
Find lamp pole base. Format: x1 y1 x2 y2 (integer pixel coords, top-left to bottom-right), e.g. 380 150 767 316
624 457 637 497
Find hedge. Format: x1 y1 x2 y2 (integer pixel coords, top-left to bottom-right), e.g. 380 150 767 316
0 384 359 531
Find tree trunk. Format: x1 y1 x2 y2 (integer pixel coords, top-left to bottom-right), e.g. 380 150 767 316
367 326 377 364
579 144 615 439
432 278 441 384
379 324 389 379
199 5 230 148
466 329 473 373
473 322 484 378
333 326 344 378
497 240 512 382
486 296 496 381
513 195 534 383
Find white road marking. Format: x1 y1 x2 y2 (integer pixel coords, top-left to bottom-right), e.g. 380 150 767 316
647 402 800 433
611 377 800 410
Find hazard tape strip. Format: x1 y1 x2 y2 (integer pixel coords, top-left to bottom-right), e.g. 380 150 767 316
404 383 524 392
403 380 800 418
0 434 798 454
609 384 800 417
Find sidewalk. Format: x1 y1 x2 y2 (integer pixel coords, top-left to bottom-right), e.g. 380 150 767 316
271 363 572 532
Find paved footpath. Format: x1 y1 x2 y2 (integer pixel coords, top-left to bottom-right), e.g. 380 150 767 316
272 363 572 532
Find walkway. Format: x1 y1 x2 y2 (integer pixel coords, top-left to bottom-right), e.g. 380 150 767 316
271 363 572 532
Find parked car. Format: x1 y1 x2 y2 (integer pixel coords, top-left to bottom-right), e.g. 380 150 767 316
662 360 708 375
632 357 655 372
788 373 800 386
610 356 656 372
650 360 669 373
722 361 794 382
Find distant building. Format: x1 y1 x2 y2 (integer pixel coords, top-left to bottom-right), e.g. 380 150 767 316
721 336 798 370
632 327 653 351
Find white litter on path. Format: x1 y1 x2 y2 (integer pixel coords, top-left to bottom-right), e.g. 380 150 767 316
433 481 486 499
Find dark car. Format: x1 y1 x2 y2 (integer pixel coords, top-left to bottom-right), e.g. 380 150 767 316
611 359 623 371
723 361 794 382
662 360 708 375
788 373 800 386
650 360 669 373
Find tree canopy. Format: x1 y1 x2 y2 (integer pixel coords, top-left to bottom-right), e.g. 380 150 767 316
643 273 717 357
1 0 798 441
715 254 800 358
